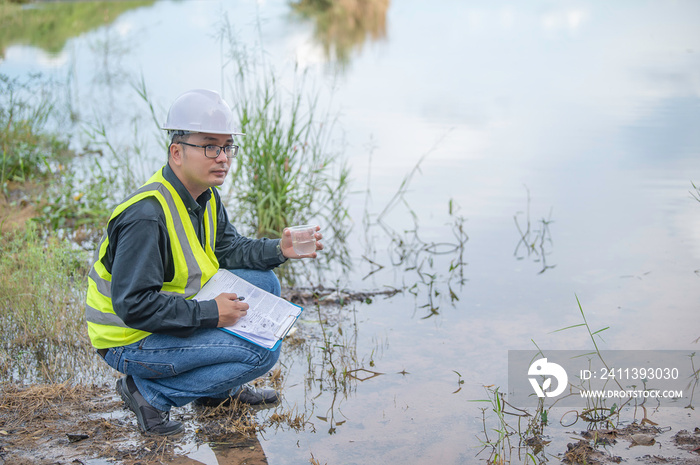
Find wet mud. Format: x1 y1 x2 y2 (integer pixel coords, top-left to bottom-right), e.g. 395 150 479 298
0 382 271 465
563 424 700 465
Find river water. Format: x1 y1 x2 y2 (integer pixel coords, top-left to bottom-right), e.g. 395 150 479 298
2 1 700 464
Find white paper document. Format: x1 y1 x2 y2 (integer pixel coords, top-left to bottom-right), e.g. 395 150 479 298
193 269 302 350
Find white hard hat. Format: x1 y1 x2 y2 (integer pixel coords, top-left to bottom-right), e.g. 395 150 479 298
162 89 244 135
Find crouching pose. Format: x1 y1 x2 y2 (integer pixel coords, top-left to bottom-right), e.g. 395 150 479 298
85 89 322 435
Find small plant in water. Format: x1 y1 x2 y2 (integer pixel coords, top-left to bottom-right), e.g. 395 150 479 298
547 296 630 428
453 370 465 394
472 385 546 464
513 185 555 274
362 138 469 317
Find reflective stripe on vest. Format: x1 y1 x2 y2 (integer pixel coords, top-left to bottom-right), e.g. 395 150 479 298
85 168 219 349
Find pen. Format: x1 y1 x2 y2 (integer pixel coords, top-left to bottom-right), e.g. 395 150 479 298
237 296 245 301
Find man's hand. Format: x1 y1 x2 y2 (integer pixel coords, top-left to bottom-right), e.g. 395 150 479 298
280 225 324 259
215 293 249 327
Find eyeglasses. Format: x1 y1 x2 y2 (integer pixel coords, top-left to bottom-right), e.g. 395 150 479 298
178 141 239 159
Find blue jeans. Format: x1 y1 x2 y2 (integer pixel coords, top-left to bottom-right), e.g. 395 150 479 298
102 269 282 411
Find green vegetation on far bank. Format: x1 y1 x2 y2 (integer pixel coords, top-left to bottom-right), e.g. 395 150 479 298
0 0 154 58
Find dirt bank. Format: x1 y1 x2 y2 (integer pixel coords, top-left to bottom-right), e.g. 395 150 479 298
0 382 271 465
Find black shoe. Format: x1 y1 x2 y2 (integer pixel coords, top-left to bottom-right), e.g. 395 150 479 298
116 376 184 436
194 384 280 408
234 383 280 405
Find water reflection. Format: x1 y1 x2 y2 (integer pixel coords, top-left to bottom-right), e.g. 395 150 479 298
2 1 699 463
377 212 468 318
291 0 390 66
87 21 136 123
277 292 390 437
173 436 269 465
474 386 548 465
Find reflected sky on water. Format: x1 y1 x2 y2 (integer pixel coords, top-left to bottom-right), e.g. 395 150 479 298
2 1 700 463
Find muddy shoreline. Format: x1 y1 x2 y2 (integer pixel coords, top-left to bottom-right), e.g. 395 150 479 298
0 382 273 465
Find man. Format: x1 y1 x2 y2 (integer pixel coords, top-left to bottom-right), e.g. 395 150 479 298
85 89 322 436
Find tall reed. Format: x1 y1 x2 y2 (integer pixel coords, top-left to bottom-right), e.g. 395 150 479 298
216 16 352 279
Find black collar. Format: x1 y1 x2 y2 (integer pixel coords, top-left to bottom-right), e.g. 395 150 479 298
163 163 212 212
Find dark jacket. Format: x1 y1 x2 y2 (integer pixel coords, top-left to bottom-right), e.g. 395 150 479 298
98 163 285 337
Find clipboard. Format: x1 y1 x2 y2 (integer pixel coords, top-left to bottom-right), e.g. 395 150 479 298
193 270 304 351
220 302 303 351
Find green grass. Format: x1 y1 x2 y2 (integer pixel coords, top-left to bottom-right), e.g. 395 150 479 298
0 224 89 346
0 223 110 384
0 73 116 241
38 158 117 244
224 53 350 239
0 224 100 384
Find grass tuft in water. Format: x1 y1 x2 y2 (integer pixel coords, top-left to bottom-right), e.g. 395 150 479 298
472 385 547 465
216 17 352 286
363 137 468 316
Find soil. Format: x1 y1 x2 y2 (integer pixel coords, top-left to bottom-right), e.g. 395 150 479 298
0 185 39 233
283 286 400 307
0 382 272 465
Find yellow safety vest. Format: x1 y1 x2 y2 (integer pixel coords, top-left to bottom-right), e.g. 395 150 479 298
85 168 219 349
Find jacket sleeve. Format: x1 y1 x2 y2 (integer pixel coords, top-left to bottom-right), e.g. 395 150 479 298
107 199 220 337
213 191 287 270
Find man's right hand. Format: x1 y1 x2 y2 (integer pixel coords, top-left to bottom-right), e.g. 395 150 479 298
214 293 249 327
